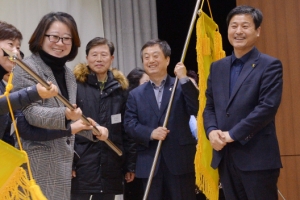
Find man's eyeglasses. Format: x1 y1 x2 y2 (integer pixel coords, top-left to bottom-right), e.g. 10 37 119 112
44 34 72 45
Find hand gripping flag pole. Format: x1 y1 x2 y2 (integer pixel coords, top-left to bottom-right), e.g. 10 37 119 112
2 48 122 156
143 0 202 199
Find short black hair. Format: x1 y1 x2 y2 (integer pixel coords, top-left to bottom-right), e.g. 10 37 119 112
140 39 171 62
0 21 22 42
187 70 198 84
85 37 114 56
226 5 263 29
126 68 145 92
20 51 24 59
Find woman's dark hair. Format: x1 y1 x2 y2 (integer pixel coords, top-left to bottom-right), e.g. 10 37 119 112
29 12 80 61
127 68 146 92
187 70 198 84
0 21 22 42
140 39 171 62
85 37 114 56
226 5 263 29
20 51 24 59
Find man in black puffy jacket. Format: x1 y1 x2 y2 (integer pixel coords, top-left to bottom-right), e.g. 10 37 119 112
71 37 136 200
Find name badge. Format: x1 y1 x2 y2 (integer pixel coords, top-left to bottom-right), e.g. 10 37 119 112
111 113 121 124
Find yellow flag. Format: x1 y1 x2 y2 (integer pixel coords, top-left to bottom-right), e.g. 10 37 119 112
194 11 225 200
0 71 47 199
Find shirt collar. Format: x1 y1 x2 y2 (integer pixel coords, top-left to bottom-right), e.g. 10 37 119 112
98 74 108 91
150 76 167 88
231 47 255 65
98 74 108 83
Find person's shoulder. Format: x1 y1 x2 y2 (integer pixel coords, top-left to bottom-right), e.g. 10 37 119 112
64 65 74 74
22 53 43 70
259 52 281 62
74 63 89 83
23 53 39 62
22 54 34 63
110 68 129 90
209 56 231 71
212 55 231 65
129 81 149 95
14 54 39 76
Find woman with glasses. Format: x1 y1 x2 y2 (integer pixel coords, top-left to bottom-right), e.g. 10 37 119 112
12 12 109 200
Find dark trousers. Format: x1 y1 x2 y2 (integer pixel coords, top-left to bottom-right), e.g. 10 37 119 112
124 177 144 200
71 193 115 200
141 157 196 200
219 152 280 200
195 188 225 200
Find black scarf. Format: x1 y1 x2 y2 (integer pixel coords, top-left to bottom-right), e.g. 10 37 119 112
39 49 69 70
39 50 69 100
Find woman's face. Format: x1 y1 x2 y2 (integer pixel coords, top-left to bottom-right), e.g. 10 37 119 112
139 73 149 85
0 39 21 72
42 21 72 58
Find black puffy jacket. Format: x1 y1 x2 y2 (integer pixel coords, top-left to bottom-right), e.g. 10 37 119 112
71 65 136 195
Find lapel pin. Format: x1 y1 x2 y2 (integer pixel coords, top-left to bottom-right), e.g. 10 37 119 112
169 87 172 91
252 64 256 68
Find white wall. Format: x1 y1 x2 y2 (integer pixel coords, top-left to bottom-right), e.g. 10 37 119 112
0 0 104 68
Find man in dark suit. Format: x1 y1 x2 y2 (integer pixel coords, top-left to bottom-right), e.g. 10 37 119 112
203 5 283 200
124 39 199 200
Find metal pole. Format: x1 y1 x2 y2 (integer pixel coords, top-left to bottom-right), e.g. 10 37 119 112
142 0 202 199
278 189 286 200
2 49 122 156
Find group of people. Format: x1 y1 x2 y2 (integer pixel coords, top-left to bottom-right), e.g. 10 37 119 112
0 5 283 200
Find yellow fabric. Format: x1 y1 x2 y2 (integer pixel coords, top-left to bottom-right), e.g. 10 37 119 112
0 71 47 199
0 140 27 188
194 10 225 200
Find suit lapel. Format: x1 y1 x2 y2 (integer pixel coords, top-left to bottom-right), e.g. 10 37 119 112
227 48 260 107
144 82 160 117
65 66 76 104
34 55 56 85
221 57 231 102
159 75 173 118
34 55 73 106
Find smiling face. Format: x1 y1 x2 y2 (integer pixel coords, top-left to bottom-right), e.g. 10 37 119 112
42 21 72 58
228 14 260 57
0 39 21 73
142 44 169 79
86 44 114 79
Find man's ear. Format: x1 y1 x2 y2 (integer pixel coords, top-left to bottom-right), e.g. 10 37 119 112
166 56 170 66
256 26 261 37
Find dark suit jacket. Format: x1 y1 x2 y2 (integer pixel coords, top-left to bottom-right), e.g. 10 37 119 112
203 47 282 171
124 75 199 178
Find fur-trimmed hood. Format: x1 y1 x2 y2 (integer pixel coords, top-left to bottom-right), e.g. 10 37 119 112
73 63 128 90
